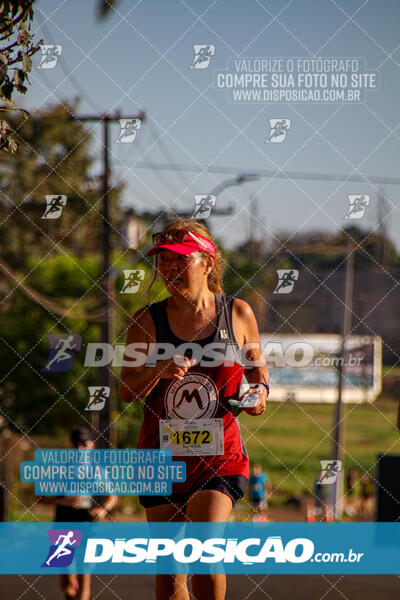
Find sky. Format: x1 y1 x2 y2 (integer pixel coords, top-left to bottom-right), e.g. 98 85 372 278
21 0 400 249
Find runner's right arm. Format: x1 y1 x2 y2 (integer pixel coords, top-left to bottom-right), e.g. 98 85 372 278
119 307 195 402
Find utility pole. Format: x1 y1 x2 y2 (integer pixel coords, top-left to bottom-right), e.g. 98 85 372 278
73 110 145 448
377 187 389 267
330 237 354 518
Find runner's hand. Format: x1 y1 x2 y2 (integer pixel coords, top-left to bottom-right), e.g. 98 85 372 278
56 496 82 509
243 385 267 416
156 355 196 381
89 506 108 521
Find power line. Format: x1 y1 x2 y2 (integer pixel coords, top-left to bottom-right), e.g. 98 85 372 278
35 15 195 208
146 119 193 191
34 14 105 114
0 256 104 320
132 162 400 186
134 130 184 201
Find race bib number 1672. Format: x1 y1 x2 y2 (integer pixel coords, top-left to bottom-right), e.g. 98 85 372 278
159 418 224 456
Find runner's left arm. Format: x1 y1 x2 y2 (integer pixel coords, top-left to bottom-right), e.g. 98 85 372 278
89 495 118 521
233 299 269 416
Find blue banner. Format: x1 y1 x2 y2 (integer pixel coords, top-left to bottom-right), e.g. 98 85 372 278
0 523 398 574
20 449 186 496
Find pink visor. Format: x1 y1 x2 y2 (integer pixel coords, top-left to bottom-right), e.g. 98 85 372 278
147 230 216 257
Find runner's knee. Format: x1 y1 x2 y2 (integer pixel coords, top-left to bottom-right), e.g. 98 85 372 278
191 573 226 600
156 573 188 593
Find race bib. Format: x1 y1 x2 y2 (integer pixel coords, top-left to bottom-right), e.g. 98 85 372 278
159 418 224 456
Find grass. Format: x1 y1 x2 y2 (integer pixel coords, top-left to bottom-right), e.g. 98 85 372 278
238 397 400 502
382 365 400 377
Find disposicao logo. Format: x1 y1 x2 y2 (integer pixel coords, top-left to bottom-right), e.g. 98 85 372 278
83 536 314 565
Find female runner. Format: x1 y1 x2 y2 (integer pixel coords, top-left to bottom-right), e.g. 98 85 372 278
120 219 269 600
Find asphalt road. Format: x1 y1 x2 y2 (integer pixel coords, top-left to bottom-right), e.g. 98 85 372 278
2 574 399 599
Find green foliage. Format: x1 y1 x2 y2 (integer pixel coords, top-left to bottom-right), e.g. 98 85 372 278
0 1 43 152
0 255 101 434
27 252 100 298
0 244 169 441
0 101 129 438
113 256 168 448
0 102 123 269
97 0 119 19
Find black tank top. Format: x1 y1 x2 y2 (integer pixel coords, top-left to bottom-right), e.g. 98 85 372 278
137 294 249 486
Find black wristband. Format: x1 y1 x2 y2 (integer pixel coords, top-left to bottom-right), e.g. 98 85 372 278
258 382 270 396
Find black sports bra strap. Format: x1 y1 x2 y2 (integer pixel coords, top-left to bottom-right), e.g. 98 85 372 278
214 295 234 342
148 299 170 342
215 295 243 365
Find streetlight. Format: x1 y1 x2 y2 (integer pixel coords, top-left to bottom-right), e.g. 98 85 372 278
207 173 259 197
167 173 260 218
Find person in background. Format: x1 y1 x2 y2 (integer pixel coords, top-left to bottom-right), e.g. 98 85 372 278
38 427 118 600
249 463 272 521
344 468 360 517
360 473 374 519
313 472 325 516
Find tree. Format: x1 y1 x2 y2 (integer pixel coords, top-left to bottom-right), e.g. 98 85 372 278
0 100 169 439
98 0 119 18
0 251 167 438
0 100 129 436
0 101 123 269
0 1 42 152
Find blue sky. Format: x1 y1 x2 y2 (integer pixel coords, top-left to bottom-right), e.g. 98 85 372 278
22 0 400 249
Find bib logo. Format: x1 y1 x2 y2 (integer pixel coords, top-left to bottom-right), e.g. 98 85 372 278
165 372 218 419
42 529 82 567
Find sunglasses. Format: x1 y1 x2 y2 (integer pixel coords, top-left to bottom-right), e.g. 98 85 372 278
152 230 203 247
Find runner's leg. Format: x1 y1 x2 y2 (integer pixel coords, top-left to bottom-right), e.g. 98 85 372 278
186 490 233 600
146 502 188 600
60 574 78 598
77 573 91 600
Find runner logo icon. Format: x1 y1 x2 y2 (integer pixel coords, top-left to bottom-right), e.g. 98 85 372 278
344 194 370 219
85 386 110 411
42 195 67 219
190 45 215 69
116 119 141 143
120 269 145 293
42 334 82 372
265 118 291 143
192 195 216 219
318 460 342 485
42 529 82 567
273 270 299 294
38 45 62 69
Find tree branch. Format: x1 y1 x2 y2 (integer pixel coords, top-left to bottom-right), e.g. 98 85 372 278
0 40 18 52
0 1 34 38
